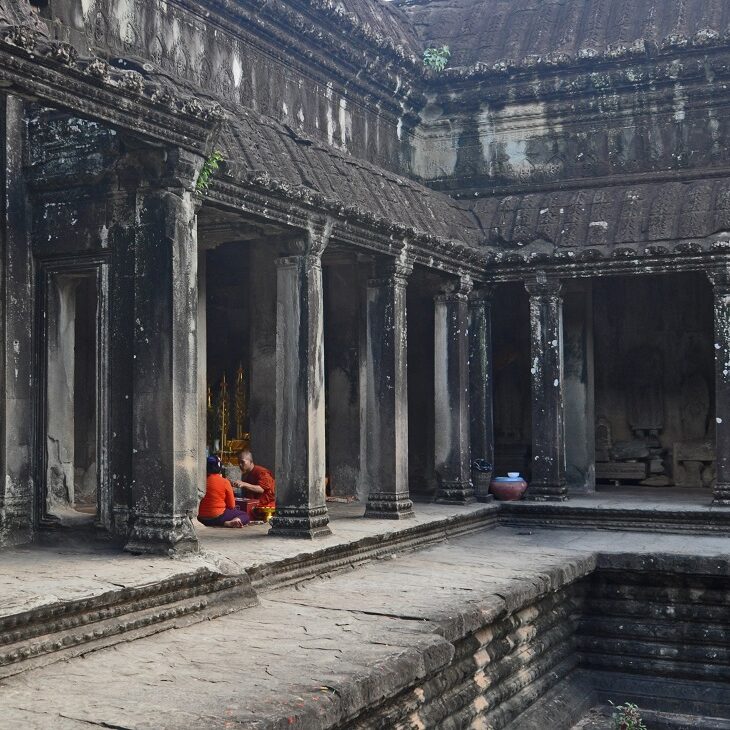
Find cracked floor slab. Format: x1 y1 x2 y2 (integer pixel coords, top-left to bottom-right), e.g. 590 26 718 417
1 526 730 728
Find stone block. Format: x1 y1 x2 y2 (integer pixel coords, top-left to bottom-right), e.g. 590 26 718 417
595 462 647 481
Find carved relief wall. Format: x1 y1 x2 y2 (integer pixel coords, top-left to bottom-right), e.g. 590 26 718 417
42 0 418 175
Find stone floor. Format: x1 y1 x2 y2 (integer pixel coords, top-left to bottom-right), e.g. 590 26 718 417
3 487 718 622
0 501 493 620
554 484 716 509
1 524 730 729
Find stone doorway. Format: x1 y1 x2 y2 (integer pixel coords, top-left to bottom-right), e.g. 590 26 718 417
593 271 715 491
38 264 107 530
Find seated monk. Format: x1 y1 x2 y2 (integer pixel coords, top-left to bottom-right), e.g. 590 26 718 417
232 449 275 508
198 455 251 528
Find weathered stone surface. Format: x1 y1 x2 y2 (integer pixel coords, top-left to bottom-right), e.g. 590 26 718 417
363 254 414 519
2 525 730 728
525 275 567 501
435 275 475 504
269 231 332 539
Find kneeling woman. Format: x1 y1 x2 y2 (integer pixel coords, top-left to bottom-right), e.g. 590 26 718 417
198 455 251 528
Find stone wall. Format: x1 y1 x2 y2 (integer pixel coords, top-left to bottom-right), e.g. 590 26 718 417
343 553 730 728
581 554 730 720
41 0 420 176
594 272 714 486
413 46 730 196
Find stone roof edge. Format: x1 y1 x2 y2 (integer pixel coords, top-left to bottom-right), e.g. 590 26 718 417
208 172 488 277
0 20 224 154
481 234 730 265
431 30 730 83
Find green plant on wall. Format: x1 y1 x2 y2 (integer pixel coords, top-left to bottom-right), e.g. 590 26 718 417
423 45 451 72
196 150 224 194
610 702 647 730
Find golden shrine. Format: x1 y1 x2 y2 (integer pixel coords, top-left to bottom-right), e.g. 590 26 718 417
208 364 250 464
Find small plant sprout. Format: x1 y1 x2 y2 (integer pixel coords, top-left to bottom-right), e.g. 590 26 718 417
423 45 451 72
196 150 224 193
610 701 647 730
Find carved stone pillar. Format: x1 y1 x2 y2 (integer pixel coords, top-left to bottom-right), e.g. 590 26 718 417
269 231 332 538
363 255 415 519
525 275 567 501
125 150 204 555
708 266 730 505
435 276 475 504
469 285 495 502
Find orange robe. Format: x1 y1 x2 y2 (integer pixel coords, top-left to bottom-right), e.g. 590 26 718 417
246 465 276 508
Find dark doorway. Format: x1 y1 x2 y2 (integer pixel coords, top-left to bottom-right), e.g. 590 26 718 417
41 266 106 529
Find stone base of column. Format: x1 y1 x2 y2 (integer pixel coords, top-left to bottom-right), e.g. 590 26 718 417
713 483 730 505
525 483 569 502
124 513 199 555
268 506 332 539
364 492 415 519
435 480 476 505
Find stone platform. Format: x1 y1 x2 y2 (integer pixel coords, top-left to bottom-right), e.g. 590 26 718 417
1 490 728 689
503 486 730 534
0 501 498 679
2 526 730 729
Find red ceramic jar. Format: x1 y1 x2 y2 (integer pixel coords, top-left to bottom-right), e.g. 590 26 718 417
489 475 528 501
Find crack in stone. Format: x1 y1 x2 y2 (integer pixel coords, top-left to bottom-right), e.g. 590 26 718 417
268 598 428 622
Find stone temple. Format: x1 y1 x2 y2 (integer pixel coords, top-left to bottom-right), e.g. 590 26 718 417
2 0 730 727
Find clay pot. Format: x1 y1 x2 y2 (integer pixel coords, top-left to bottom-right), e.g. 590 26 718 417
489 475 528 501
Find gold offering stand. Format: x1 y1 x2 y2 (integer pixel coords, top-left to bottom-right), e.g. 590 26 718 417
209 365 250 465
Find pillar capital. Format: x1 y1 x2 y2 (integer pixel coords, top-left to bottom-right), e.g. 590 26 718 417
525 272 562 298
436 273 473 302
143 146 206 193
708 264 730 292
370 255 413 286
279 218 333 260
469 283 496 303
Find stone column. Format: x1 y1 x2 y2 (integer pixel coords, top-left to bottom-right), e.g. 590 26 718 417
435 276 475 504
525 275 567 501
0 96 33 547
708 266 730 505
363 256 415 519
564 282 596 494
469 285 495 501
124 150 203 555
269 232 332 538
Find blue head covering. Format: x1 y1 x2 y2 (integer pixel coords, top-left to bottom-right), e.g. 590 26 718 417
206 454 222 474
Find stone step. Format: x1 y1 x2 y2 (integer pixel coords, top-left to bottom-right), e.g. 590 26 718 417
249 504 500 591
0 569 256 680
0 505 500 678
500 502 730 535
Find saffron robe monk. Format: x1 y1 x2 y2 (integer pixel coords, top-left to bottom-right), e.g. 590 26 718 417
232 449 276 508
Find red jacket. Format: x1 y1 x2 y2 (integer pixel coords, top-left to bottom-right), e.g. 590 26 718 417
198 473 235 518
